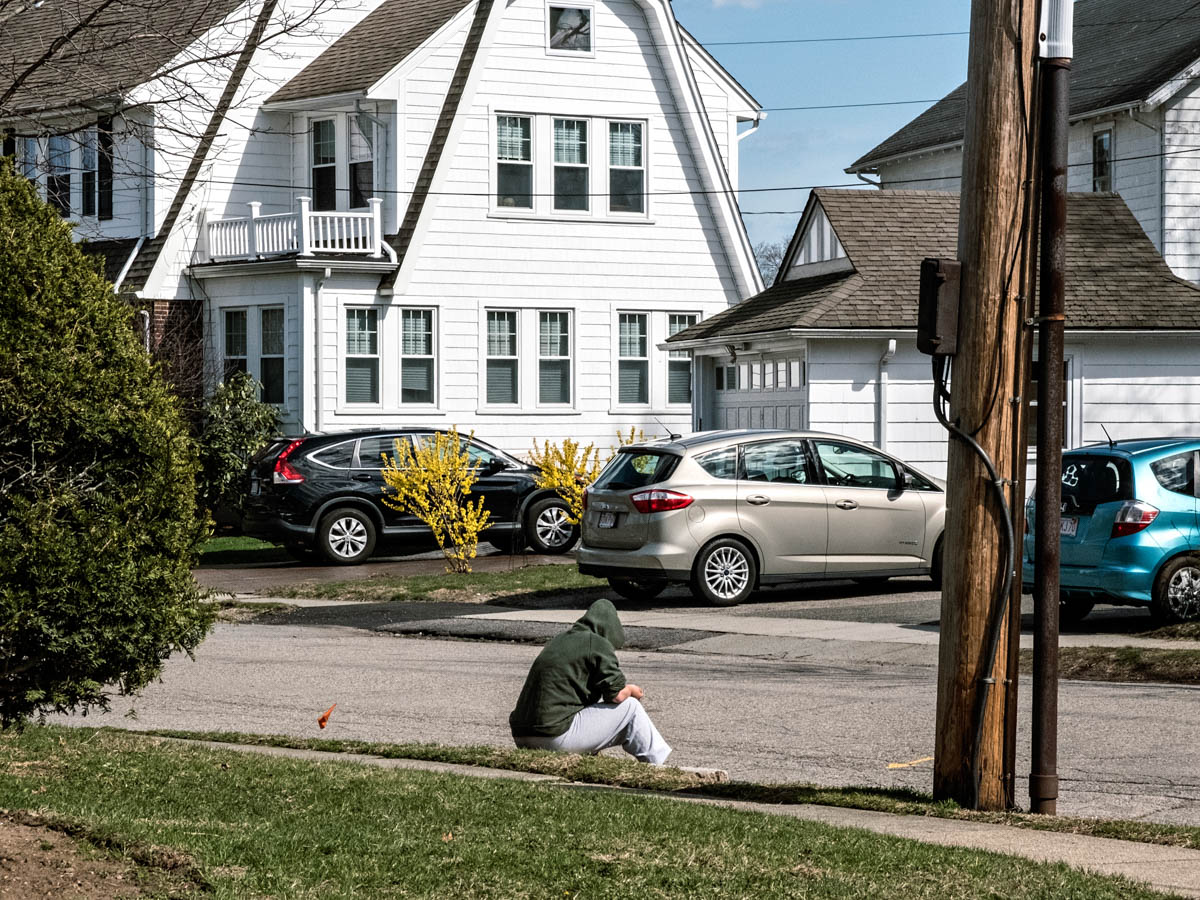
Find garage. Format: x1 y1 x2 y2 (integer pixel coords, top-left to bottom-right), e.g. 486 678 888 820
708 352 808 431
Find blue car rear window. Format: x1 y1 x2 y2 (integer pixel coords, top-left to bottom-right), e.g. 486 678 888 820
1061 455 1133 516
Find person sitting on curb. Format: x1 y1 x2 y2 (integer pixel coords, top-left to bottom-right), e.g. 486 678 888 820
509 598 672 765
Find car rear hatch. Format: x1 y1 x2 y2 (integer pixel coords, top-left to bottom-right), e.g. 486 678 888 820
1058 453 1134 567
582 448 681 549
246 436 305 502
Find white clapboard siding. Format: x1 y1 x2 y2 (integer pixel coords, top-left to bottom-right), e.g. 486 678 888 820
1164 79 1200 282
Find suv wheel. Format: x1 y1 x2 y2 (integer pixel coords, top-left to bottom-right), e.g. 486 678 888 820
526 498 579 554
691 538 756 607
318 508 376 565
608 577 667 603
1151 553 1200 624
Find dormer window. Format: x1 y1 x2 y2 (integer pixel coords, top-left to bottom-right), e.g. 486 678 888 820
311 119 336 211
547 5 592 53
1092 129 1112 193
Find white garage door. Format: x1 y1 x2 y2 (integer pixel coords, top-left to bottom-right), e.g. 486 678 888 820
711 355 807 431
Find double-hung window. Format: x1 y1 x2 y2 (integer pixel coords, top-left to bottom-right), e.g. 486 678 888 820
497 116 533 209
1092 129 1112 193
401 309 436 404
609 122 644 214
486 311 519 405
46 135 70 216
617 313 649 405
553 119 588 211
539 311 572 404
20 137 38 181
223 310 248 380
667 314 696 404
80 129 97 218
260 308 285 404
348 116 373 209
345 308 379 404
311 119 337 211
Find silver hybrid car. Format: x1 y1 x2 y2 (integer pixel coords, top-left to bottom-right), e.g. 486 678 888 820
578 430 947 606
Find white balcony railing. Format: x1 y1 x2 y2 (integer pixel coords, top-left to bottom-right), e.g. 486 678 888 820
203 196 389 262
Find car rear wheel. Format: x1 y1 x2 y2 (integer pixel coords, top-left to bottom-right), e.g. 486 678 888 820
1151 554 1200 624
526 498 579 554
691 538 757 607
930 536 944 591
608 577 668 603
318 508 376 565
1059 596 1095 627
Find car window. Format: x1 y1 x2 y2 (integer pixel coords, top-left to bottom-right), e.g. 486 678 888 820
594 450 680 490
308 440 356 469
741 439 814 484
357 435 410 469
1060 455 1133 515
695 447 738 480
813 440 898 490
903 466 940 492
1150 452 1196 497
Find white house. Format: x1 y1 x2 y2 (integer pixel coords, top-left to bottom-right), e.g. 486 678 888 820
2 0 763 453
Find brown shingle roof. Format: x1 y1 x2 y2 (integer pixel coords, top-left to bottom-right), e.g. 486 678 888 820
670 189 1200 342
849 0 1200 172
269 0 472 104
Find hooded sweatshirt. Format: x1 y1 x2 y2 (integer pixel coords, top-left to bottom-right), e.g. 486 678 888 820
509 598 628 737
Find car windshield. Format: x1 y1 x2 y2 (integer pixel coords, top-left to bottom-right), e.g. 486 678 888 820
1061 454 1133 516
593 449 679 491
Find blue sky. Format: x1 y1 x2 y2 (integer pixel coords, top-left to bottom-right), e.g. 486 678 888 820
672 0 972 247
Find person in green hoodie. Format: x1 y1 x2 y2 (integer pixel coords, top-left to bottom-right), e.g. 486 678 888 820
509 598 672 765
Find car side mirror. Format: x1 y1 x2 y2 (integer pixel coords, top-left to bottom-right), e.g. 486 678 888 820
480 458 507 476
900 471 915 492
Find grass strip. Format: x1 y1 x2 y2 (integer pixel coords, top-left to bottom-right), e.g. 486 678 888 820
139 727 1200 852
275 563 605 603
199 535 291 566
0 725 1171 899
1020 646 1200 685
1142 621 1200 641
212 599 296 623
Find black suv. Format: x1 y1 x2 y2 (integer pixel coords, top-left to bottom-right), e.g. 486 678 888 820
242 429 578 564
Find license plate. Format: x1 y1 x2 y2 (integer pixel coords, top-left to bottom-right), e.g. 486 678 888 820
250 480 260 496
598 512 616 529
1060 517 1077 537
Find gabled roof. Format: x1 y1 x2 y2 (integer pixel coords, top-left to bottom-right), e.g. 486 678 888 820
268 0 472 104
849 0 1200 172
669 188 1200 343
0 0 244 118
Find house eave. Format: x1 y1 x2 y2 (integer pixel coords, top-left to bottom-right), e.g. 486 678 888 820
845 140 964 176
188 256 398 279
261 89 366 112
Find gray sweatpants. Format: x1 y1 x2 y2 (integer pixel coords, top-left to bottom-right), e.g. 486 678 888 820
514 698 672 765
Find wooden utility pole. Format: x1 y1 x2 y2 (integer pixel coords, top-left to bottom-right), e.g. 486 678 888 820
934 0 1039 810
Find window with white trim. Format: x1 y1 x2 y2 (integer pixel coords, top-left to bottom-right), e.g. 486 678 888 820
311 119 336 211
617 313 648 405
1092 129 1112 193
553 119 588 211
547 5 592 52
260 307 285 404
348 115 373 209
486 310 519 405
539 311 572 404
46 135 70 216
401 308 436 404
19 137 37 181
345 308 379 404
223 310 247 380
80 128 97 218
497 115 533 209
609 122 644 214
667 314 696 404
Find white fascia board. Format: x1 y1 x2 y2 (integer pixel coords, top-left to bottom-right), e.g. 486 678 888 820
845 140 964 175
678 28 762 117
1144 55 1200 111
775 192 821 278
189 258 398 279
636 0 762 298
261 90 366 112
367 1 478 99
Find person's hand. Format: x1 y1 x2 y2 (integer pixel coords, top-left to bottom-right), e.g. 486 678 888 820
627 684 645 700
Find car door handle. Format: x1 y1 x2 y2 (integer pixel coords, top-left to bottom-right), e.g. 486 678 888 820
746 495 770 506
352 473 374 482
835 499 858 510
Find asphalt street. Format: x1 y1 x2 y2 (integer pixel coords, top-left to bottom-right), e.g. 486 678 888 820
68 618 1200 827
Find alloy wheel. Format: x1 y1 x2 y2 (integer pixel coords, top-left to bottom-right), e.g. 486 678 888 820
535 505 572 549
1166 564 1200 620
704 546 750 601
328 516 368 559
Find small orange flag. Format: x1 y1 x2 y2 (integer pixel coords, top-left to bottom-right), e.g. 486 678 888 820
317 703 337 729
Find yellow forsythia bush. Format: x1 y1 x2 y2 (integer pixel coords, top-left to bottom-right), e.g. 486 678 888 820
380 428 491 573
529 437 603 525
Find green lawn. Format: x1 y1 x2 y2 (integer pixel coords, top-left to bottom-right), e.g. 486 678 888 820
276 563 604 603
199 535 290 566
0 726 1168 899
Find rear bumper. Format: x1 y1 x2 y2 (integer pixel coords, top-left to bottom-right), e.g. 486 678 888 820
1021 559 1153 605
242 513 315 544
577 541 695 582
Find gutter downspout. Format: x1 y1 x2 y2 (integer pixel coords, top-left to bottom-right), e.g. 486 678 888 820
112 234 146 293
313 266 331 433
878 338 896 450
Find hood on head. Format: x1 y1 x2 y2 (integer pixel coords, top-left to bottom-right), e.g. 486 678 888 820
574 598 625 649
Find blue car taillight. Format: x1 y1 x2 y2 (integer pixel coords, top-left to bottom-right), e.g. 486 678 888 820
1110 500 1158 538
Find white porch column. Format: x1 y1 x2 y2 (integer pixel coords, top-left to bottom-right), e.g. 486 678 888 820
246 201 261 259
297 196 314 256
368 197 383 257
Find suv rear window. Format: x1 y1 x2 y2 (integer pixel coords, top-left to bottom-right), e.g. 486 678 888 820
594 450 679 491
1061 455 1133 516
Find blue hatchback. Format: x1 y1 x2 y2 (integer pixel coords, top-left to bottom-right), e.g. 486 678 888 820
1023 438 1200 624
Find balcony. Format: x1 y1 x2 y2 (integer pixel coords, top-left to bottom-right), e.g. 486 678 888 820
202 197 394 263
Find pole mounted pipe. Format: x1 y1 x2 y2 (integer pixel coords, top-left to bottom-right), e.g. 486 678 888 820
1031 0 1073 817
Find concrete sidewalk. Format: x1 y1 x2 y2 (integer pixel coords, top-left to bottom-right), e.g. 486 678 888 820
170 737 1200 898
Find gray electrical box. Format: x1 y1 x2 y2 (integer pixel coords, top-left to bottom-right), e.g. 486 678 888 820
917 257 961 357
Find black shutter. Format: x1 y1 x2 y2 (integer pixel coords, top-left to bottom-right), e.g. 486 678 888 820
1 130 14 158
98 117 113 221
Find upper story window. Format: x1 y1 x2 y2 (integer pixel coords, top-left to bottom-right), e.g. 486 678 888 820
553 119 588 211
1 130 13 158
348 116 374 209
46 135 71 217
609 122 644 214
80 129 97 218
547 5 592 53
311 119 337 211
19 137 37 181
1092 129 1112 193
497 115 533 209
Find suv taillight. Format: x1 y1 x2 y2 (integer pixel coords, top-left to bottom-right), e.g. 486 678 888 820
273 438 307 484
582 490 589 512
630 489 693 514
1111 500 1158 538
